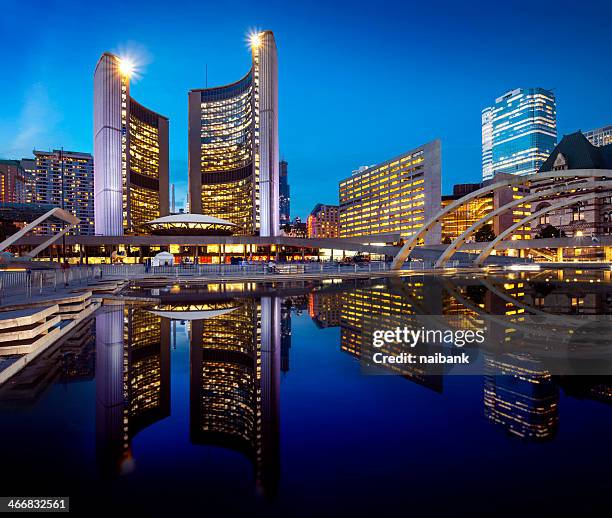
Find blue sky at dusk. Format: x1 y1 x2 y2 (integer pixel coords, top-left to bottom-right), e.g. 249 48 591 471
1 0 611 218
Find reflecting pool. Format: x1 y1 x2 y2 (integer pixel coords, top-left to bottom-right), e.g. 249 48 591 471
1 270 611 514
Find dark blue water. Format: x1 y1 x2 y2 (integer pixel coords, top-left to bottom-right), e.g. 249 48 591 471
0 273 611 515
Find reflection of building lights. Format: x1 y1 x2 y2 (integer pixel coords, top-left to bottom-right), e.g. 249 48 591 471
505 264 541 272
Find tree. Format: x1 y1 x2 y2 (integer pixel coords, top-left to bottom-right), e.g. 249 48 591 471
535 224 566 239
474 223 495 242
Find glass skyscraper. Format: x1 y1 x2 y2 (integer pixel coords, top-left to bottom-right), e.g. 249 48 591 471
279 159 290 225
482 88 557 181
188 31 279 236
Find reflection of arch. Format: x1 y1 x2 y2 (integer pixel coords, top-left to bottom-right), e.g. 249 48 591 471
433 180 612 268
475 191 611 266
391 169 612 270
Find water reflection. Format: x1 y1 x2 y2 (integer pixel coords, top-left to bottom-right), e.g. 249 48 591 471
96 307 171 475
189 297 280 497
0 269 611 509
95 298 281 495
0 318 95 405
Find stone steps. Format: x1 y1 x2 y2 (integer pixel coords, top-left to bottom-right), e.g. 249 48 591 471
0 305 62 354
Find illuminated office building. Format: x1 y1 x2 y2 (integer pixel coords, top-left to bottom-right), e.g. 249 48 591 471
482 88 557 181
441 184 493 243
307 203 339 238
33 149 94 235
0 160 27 203
583 125 612 147
20 158 36 203
339 140 441 243
188 31 279 236
94 52 169 235
279 159 290 225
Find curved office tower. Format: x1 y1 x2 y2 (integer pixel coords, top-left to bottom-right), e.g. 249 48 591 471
188 31 279 236
94 53 169 235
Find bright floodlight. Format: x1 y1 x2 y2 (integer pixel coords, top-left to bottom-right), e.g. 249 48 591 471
119 58 135 76
249 32 262 48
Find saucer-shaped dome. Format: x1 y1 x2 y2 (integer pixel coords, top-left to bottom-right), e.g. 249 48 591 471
143 213 238 235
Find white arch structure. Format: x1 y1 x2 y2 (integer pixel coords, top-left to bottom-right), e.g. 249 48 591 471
0 207 79 258
390 169 612 270
474 191 611 267
434 179 612 268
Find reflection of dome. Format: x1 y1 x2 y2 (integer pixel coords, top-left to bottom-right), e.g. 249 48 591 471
148 303 239 320
143 213 238 235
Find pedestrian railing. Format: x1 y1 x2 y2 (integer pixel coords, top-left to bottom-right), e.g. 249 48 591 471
0 266 100 304
1 260 443 303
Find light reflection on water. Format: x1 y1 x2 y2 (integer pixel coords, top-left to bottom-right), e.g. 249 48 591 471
0 270 611 514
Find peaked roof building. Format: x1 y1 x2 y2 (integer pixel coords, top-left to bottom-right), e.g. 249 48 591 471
539 131 612 172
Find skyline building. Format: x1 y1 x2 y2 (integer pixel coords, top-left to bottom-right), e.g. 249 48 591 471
94 52 169 236
339 140 441 243
307 203 339 238
0 159 28 203
279 159 290 225
583 125 612 147
20 158 36 203
482 87 557 181
188 31 279 236
33 149 95 235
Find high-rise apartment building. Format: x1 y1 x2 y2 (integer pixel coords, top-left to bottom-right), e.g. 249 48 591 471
307 203 339 238
33 149 95 235
279 159 290 225
0 160 28 203
188 31 279 236
20 158 36 203
583 125 612 147
94 52 169 236
482 88 557 181
339 140 441 244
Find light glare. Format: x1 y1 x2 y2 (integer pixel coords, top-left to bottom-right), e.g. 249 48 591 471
119 58 135 76
249 32 262 48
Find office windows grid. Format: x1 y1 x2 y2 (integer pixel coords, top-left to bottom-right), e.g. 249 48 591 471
339 148 437 240
482 88 557 181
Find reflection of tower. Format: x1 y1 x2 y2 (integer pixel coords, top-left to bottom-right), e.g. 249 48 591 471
280 301 292 373
190 298 280 497
125 308 171 437
96 306 171 475
95 306 126 474
484 354 559 441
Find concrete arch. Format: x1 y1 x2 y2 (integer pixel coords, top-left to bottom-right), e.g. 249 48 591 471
434 180 612 268
390 169 612 270
474 191 611 266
